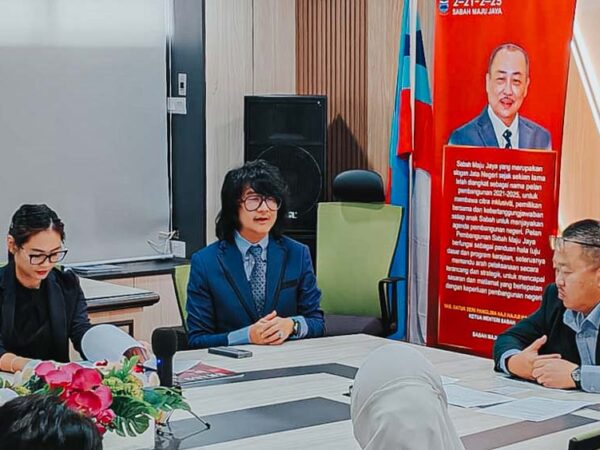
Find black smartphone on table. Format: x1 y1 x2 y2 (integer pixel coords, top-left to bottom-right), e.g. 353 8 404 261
208 346 253 359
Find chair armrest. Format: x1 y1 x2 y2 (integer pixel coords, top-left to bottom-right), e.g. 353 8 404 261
569 427 600 449
378 277 405 336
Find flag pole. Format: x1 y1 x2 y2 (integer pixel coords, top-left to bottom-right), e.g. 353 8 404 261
405 0 417 342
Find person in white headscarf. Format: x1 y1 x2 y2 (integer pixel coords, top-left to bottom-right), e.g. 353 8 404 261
351 343 465 450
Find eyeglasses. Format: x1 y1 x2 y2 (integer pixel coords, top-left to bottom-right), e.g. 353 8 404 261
240 194 281 212
549 236 600 251
26 249 68 265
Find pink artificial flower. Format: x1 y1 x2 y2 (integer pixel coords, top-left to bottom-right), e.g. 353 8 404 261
34 361 57 378
43 369 73 389
35 362 88 389
70 368 102 391
32 360 123 435
61 363 85 378
96 408 116 425
94 385 113 410
65 391 103 416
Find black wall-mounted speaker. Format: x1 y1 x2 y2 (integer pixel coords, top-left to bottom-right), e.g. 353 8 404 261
244 95 327 233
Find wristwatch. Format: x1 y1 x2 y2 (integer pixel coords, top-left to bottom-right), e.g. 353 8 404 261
290 319 300 337
571 366 582 389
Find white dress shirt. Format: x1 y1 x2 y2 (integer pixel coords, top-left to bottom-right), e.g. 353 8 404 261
487 106 520 149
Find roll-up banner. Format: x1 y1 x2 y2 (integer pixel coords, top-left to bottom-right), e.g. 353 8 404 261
430 0 577 356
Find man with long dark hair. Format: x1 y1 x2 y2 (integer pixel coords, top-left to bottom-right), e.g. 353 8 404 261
186 160 325 349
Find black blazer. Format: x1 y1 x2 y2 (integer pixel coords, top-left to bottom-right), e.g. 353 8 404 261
493 283 600 371
0 263 91 362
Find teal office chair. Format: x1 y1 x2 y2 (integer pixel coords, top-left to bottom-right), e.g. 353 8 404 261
316 170 404 336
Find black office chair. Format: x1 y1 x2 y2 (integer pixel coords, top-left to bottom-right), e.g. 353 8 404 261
332 169 386 203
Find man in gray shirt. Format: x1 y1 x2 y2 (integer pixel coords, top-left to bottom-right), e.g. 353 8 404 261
493 219 600 392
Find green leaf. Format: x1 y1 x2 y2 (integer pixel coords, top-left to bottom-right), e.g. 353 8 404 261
23 375 45 392
110 395 154 437
143 387 190 412
104 356 140 382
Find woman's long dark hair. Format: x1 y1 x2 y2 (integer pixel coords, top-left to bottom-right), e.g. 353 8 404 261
7 204 65 262
216 160 289 242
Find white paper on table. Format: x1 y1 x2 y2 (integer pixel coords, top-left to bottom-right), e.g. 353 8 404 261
487 386 531 396
495 373 576 394
81 324 142 362
0 388 18 406
143 357 198 374
441 376 458 385
444 384 515 408
479 397 595 422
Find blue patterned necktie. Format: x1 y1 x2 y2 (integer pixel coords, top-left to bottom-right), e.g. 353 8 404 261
248 245 266 315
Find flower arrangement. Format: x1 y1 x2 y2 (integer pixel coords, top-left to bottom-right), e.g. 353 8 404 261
0 357 189 437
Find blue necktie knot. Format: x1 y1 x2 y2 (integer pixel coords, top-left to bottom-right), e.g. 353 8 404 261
248 245 262 259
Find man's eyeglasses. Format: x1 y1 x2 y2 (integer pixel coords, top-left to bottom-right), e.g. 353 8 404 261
549 236 600 251
240 194 281 212
26 249 68 265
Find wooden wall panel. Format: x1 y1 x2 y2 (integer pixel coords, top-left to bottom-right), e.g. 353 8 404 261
297 0 436 189
205 0 253 244
558 0 600 227
296 0 368 197
205 0 295 244
253 0 296 94
559 55 600 227
367 0 402 183
418 0 435 89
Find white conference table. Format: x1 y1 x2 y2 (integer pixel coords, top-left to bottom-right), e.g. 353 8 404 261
143 334 600 450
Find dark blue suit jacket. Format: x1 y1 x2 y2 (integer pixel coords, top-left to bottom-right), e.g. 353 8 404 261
448 108 552 150
0 263 91 362
186 235 325 349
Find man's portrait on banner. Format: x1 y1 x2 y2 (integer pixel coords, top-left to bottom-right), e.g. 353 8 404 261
448 43 552 150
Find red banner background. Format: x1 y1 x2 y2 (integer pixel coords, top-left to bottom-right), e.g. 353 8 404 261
438 147 557 356
429 0 577 355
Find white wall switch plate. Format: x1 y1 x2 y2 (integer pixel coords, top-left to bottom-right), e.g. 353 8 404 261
170 240 186 258
167 97 187 114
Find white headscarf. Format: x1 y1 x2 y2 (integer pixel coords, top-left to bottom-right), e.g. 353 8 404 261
351 343 465 450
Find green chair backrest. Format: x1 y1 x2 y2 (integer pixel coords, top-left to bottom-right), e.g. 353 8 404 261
173 264 191 330
569 428 600 450
316 202 403 317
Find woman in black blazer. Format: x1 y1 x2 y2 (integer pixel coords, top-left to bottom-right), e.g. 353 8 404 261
0 204 144 373
0 204 90 372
